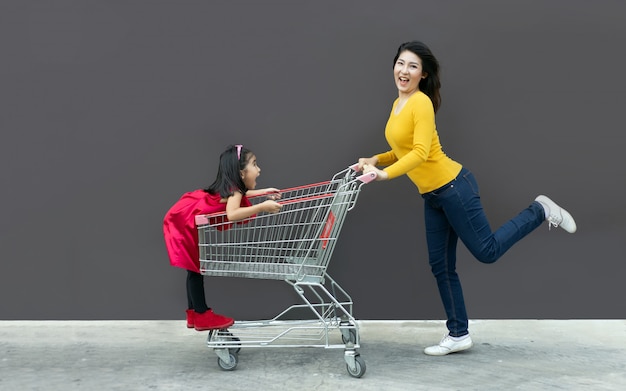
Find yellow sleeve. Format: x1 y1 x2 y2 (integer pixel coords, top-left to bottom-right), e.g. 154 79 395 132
375 150 397 166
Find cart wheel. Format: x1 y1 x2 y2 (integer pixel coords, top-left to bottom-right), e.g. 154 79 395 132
231 338 241 354
346 354 366 378
217 351 238 371
341 328 357 345
222 331 242 353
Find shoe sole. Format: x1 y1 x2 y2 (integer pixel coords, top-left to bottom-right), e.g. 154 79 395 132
194 320 235 331
424 341 473 356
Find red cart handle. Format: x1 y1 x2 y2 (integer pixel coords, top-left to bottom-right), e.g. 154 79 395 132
350 163 377 184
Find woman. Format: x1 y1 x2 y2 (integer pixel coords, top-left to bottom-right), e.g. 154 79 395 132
357 41 576 356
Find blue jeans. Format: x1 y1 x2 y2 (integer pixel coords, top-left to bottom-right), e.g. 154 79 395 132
421 168 544 337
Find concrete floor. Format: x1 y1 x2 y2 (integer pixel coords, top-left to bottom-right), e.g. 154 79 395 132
1 319 625 390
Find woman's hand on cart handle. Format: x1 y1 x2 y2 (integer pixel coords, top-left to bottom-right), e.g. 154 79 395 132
352 158 388 182
356 157 378 171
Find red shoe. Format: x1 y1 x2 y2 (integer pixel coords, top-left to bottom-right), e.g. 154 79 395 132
186 309 195 329
193 309 234 331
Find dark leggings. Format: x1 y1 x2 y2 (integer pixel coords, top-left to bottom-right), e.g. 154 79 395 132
186 270 208 313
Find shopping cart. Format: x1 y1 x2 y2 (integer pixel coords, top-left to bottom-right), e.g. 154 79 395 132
194 164 376 378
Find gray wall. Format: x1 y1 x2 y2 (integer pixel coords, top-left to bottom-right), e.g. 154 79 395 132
1 0 625 321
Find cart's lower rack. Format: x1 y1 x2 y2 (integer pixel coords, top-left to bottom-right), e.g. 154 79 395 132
207 318 360 349
207 315 366 377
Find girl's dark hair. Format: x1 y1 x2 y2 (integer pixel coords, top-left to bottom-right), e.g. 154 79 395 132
205 144 252 198
393 41 442 113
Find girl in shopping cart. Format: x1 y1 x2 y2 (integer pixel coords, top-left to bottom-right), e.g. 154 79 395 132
163 144 282 331
357 41 577 356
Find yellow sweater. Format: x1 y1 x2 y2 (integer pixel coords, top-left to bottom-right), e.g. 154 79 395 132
375 91 462 194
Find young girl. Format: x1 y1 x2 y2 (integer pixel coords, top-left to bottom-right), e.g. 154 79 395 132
163 144 282 331
357 41 576 355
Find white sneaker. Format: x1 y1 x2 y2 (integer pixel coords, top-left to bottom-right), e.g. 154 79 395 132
535 195 577 233
424 333 473 356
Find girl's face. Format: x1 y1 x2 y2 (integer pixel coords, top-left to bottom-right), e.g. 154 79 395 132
394 50 425 97
241 154 260 190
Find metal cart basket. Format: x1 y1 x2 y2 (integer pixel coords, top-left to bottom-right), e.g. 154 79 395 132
195 165 375 378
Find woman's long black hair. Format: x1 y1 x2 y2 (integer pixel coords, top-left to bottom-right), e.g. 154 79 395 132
205 144 251 198
393 41 442 113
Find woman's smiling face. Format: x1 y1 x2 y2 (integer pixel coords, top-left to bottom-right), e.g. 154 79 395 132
393 50 425 96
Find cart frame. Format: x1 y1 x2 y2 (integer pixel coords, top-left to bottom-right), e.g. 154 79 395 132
195 165 375 377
